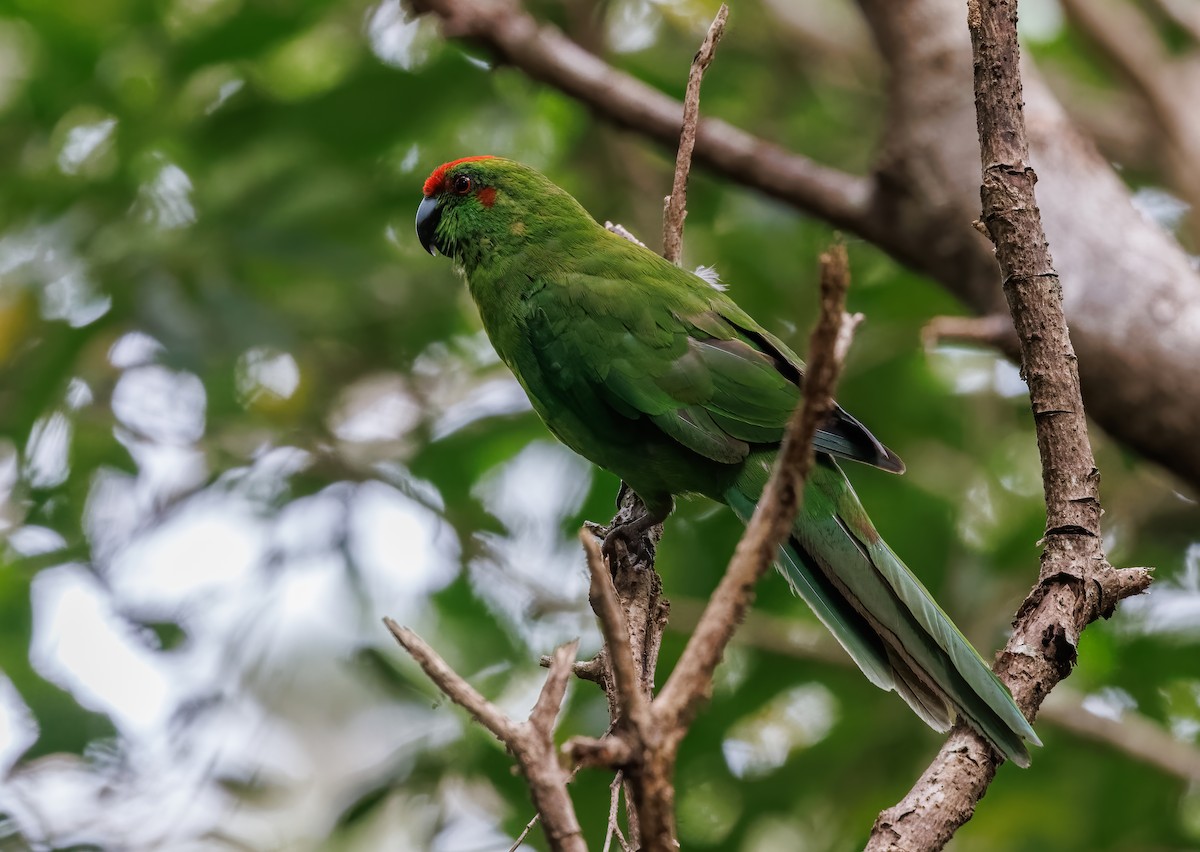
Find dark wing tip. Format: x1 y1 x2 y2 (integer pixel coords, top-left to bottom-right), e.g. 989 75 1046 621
879 446 906 475
822 405 907 474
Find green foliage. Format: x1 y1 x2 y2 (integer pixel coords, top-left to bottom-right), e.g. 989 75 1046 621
0 0 1198 849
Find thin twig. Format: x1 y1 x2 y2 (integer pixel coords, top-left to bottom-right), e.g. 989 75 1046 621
384 618 587 852
508 812 540 852
409 0 872 233
563 732 635 770
602 772 623 852
568 244 861 852
1059 0 1200 245
383 619 518 742
539 653 606 684
662 3 729 264
411 0 1200 494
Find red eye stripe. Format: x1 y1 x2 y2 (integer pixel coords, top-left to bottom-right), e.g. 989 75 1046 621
477 187 497 208
422 155 495 197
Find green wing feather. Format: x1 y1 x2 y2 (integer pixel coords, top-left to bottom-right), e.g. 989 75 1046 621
526 266 902 474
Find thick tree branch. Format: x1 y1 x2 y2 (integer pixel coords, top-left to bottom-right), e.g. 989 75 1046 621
1153 0 1200 43
1038 689 1200 782
1060 0 1171 110
864 3 1153 848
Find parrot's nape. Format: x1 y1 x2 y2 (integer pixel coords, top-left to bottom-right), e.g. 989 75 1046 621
415 155 1041 766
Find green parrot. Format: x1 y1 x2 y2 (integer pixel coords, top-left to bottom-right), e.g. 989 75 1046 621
416 155 1040 766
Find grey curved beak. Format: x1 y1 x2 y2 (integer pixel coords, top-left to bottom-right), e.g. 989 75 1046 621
416 196 441 256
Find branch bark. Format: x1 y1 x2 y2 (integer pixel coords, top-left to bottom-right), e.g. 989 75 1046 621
863 3 1152 848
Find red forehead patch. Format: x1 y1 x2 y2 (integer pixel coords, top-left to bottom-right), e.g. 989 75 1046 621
423 155 495 196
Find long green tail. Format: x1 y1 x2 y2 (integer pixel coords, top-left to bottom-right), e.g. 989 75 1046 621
724 454 1041 767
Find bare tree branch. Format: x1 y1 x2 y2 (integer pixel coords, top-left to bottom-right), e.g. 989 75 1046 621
531 638 579 734
864 3 1153 848
561 243 859 852
1038 690 1200 782
1152 0 1200 43
507 812 540 852
1060 0 1171 110
383 619 586 852
384 619 519 742
662 3 728 264
601 772 631 852
580 532 651 732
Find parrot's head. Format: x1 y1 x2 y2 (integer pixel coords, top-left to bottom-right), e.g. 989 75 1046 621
416 155 499 258
416 156 590 267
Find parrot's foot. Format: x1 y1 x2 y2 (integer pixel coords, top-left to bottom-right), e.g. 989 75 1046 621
601 498 671 568
601 518 656 568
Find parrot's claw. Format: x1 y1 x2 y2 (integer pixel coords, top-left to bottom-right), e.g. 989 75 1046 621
601 517 656 569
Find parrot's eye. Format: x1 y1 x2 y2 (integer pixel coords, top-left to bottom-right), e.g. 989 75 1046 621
450 174 473 196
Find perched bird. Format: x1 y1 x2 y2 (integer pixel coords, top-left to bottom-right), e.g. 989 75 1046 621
416 155 1041 766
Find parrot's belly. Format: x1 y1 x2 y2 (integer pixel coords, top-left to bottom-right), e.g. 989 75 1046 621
528 390 742 507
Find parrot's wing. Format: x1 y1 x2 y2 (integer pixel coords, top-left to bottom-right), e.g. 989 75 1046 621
699 301 904 473
528 274 903 472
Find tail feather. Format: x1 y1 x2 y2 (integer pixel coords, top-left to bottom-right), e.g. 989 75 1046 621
885 647 953 732
727 486 895 691
725 456 1040 767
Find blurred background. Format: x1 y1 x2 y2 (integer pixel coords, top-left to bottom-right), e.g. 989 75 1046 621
1 0 1199 849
